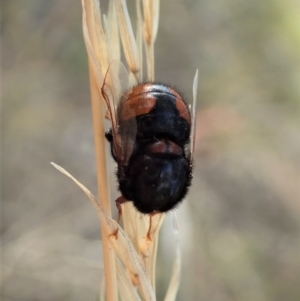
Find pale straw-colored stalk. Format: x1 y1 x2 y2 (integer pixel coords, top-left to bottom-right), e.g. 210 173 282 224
52 0 198 300
83 0 117 300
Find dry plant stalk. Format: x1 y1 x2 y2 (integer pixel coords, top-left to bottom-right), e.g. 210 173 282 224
52 0 198 300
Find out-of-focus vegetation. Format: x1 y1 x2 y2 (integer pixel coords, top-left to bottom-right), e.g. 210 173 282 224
2 0 300 300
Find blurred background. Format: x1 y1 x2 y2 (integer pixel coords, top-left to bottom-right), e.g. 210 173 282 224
2 0 300 300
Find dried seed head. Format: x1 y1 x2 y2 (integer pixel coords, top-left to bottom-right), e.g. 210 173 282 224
54 1 194 300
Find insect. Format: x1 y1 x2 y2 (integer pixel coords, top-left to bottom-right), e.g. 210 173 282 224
102 64 197 235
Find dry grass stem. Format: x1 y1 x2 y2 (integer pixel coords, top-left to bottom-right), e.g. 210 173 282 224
191 69 199 157
88 67 118 301
82 0 118 299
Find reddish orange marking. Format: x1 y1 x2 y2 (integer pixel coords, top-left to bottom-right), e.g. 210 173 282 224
146 139 183 156
176 99 191 123
168 87 191 124
120 85 156 121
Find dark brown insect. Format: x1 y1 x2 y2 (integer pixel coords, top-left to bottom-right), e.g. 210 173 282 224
101 64 197 237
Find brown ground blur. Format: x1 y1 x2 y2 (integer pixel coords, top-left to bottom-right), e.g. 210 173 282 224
2 0 300 300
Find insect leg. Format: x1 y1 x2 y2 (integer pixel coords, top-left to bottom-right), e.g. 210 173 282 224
109 196 128 239
115 195 128 224
146 211 160 241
